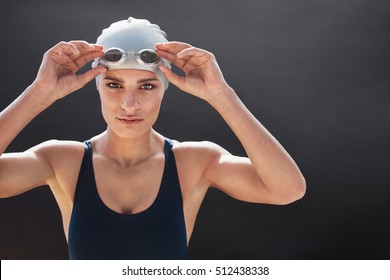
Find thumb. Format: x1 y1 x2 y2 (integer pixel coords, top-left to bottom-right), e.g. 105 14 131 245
76 65 106 89
159 65 187 91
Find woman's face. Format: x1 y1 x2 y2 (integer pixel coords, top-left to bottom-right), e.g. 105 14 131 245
98 69 165 139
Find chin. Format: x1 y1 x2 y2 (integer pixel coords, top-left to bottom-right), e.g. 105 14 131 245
108 123 153 140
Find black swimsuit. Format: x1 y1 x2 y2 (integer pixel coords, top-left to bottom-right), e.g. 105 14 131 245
68 139 187 259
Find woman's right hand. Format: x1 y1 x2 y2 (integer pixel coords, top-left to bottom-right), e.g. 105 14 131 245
31 41 106 104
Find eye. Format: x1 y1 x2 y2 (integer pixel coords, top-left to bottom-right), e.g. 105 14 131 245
140 83 155 90
106 82 122 89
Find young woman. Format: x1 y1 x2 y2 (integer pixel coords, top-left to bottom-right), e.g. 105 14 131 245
0 17 305 259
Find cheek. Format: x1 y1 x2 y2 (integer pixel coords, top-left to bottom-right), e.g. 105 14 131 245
149 92 164 112
141 94 164 124
99 99 110 124
98 92 118 122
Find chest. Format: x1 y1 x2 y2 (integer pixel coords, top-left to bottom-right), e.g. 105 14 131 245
67 145 188 259
91 154 165 215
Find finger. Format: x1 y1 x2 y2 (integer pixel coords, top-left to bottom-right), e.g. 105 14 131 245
52 41 81 59
69 40 94 49
156 49 187 69
68 41 103 64
51 41 99 62
91 44 104 51
177 47 213 60
156 41 192 54
159 65 187 91
177 48 216 71
73 49 104 69
75 65 107 90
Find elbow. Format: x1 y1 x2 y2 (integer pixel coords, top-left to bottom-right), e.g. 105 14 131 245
271 175 306 205
0 186 8 199
0 183 11 199
250 175 306 205
290 178 306 203
281 175 306 205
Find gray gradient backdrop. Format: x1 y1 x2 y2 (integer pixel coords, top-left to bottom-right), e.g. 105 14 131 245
0 0 389 259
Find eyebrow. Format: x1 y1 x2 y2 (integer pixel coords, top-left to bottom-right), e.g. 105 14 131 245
103 76 159 84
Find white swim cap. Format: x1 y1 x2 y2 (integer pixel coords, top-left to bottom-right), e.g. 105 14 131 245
92 17 170 90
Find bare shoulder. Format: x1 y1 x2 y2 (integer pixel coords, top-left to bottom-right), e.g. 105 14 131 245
0 139 86 200
32 139 86 194
33 140 86 175
171 140 230 194
31 139 85 161
172 140 230 169
172 140 230 158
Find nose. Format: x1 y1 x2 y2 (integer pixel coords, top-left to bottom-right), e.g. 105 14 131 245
120 90 140 112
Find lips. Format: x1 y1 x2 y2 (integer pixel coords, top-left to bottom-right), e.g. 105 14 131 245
116 117 143 126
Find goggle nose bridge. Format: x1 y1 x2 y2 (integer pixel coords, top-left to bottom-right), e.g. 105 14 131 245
101 47 160 67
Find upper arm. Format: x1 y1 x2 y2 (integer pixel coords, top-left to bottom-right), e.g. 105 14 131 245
0 140 60 198
200 142 270 203
176 141 304 205
204 142 307 205
175 141 266 204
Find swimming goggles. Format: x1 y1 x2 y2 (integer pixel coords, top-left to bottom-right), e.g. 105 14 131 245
99 47 161 67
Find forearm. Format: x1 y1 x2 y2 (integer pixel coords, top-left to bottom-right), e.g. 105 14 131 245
207 86 305 198
0 84 53 154
156 42 305 202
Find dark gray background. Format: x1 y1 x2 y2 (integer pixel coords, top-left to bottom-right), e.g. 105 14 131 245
0 0 389 259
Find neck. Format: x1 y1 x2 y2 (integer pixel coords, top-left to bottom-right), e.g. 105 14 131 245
92 128 164 166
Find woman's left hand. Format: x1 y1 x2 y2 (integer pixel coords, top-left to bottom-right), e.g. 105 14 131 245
156 41 230 102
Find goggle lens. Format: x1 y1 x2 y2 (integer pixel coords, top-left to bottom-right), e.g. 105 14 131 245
101 48 160 65
103 49 124 62
140 50 159 64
